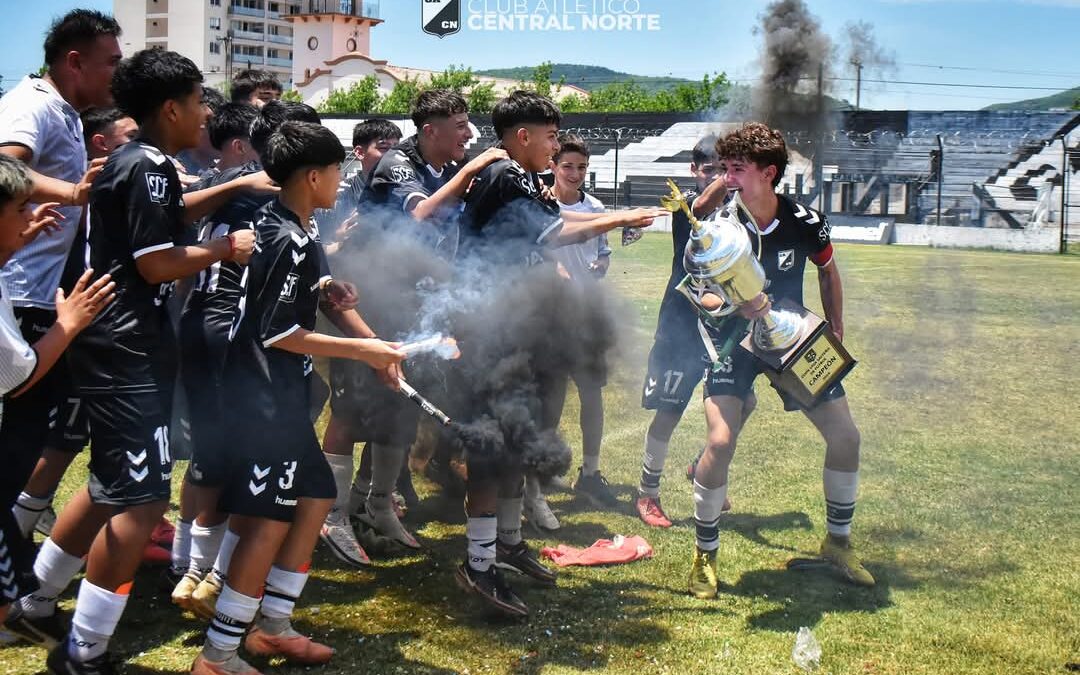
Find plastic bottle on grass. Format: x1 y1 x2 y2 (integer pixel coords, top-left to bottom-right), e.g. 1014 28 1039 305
792 626 821 672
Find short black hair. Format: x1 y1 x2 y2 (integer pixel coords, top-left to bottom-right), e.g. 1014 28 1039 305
692 134 719 166
352 119 402 148
81 106 127 148
0 155 33 211
208 102 258 150
250 100 321 156
410 89 468 128
111 49 202 124
262 121 344 185
43 9 121 66
202 86 227 115
491 90 561 139
231 69 282 102
554 132 589 162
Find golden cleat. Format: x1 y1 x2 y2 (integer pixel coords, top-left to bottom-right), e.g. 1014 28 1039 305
689 547 719 599
818 535 875 587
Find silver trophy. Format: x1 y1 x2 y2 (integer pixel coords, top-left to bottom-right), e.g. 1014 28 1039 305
661 179 803 353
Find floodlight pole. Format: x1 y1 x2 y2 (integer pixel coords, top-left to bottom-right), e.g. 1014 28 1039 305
851 58 863 112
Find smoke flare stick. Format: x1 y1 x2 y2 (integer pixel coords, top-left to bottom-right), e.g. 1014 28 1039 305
397 378 452 427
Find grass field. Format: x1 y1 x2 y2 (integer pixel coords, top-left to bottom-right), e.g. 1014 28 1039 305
3 235 1078 674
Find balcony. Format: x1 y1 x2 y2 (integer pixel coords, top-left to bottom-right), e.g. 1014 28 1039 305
266 56 292 68
230 5 265 18
265 33 293 44
232 29 266 41
293 0 379 20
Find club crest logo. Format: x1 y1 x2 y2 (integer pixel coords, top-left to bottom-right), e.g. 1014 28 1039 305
422 0 461 38
778 249 795 272
805 348 817 363
145 173 170 205
390 164 416 183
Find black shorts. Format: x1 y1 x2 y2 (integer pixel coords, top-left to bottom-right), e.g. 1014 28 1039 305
329 358 419 447
84 390 175 506
8 308 87 455
217 418 335 522
182 373 229 488
704 346 846 411
641 336 710 412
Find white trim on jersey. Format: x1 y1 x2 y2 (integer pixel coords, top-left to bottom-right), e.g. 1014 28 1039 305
536 218 564 245
132 242 175 259
262 323 301 348
228 267 250 343
747 218 781 236
403 192 428 213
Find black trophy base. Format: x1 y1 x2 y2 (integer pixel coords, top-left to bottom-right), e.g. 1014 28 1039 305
740 300 857 409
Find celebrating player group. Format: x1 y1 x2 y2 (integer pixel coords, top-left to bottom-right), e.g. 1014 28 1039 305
0 9 873 675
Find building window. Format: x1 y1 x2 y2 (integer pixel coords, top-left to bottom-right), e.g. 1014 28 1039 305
210 0 221 5
210 41 221 54
210 17 221 29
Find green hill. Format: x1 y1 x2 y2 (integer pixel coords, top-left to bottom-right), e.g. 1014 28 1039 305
475 63 693 94
983 86 1080 111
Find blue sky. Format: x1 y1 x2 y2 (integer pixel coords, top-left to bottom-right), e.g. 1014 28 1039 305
4 0 1078 110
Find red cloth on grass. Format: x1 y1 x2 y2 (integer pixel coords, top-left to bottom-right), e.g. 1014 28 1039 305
540 535 653 567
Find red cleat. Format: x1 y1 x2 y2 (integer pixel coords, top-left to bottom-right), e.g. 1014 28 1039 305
244 627 334 665
635 496 673 528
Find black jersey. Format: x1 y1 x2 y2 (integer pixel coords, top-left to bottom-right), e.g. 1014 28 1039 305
224 199 326 426
362 135 459 214
69 139 188 394
180 162 272 370
740 195 832 306
654 189 704 344
460 158 563 267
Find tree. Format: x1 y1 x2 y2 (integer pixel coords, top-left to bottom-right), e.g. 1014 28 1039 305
427 64 497 113
317 75 380 114
280 89 303 102
467 81 497 114
377 76 422 115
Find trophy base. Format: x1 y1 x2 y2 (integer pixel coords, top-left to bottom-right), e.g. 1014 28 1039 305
740 300 857 409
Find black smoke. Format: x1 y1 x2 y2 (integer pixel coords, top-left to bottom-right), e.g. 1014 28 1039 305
753 0 833 123
328 201 628 481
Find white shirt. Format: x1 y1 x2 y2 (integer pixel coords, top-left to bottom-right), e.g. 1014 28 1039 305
0 278 39 425
554 190 609 281
0 76 87 310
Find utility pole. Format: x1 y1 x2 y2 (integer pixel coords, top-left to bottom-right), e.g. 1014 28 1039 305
1062 135 1070 254
935 134 944 226
218 30 234 86
851 58 863 112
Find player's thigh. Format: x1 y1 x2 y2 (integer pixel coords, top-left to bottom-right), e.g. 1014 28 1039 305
802 395 861 466
703 394 748 454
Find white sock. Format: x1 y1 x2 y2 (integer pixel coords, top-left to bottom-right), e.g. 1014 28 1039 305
693 480 728 552
210 527 240 582
260 565 309 625
324 452 354 514
465 516 496 572
21 538 84 617
188 522 226 574
823 468 859 537
582 454 601 476
496 497 524 546
638 434 670 497
171 519 192 573
12 492 51 537
206 584 260 652
68 580 129 662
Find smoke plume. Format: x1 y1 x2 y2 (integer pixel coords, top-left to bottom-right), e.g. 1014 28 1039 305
753 0 833 122
330 202 629 480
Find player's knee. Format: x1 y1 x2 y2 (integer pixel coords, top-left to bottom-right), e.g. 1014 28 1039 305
705 431 736 464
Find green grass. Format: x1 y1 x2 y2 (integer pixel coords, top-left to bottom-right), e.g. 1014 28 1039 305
4 237 1079 674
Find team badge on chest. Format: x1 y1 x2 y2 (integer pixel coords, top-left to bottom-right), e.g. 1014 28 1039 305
778 249 795 272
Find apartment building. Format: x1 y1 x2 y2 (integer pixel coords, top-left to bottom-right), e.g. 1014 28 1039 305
113 0 373 89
